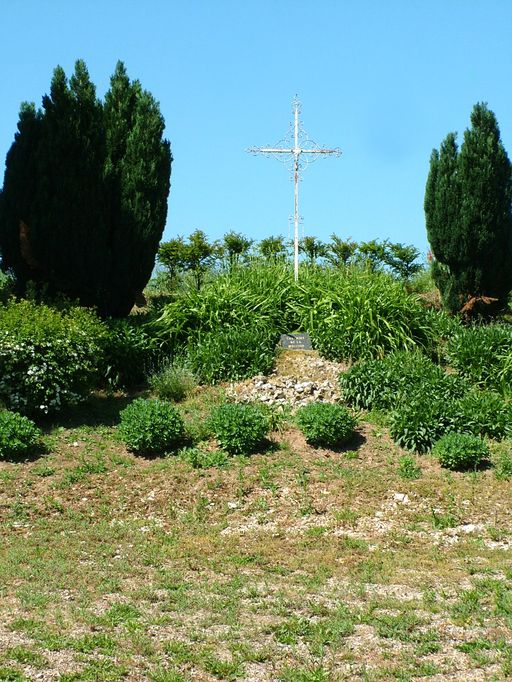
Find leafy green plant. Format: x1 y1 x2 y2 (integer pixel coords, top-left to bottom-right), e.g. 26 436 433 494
208 403 269 455
295 403 357 447
340 350 467 411
432 432 489 471
178 446 228 469
494 447 512 480
0 299 106 415
0 271 13 304
398 455 422 479
118 398 185 455
149 361 197 402
0 411 42 459
389 395 458 453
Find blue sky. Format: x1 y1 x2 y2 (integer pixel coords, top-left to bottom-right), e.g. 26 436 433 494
1 0 512 259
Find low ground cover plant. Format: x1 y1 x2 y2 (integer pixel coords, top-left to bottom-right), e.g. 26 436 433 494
397 455 422 479
432 432 489 471
296 402 357 447
208 403 269 455
0 410 42 459
0 299 106 415
118 398 185 455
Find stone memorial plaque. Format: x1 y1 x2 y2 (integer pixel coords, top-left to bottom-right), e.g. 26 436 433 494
280 333 313 351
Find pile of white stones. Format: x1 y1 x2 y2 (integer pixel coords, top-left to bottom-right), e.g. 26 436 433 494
227 354 347 407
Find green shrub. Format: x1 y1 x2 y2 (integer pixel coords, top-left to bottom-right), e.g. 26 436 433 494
150 361 197 402
119 398 185 455
432 432 489 471
446 324 512 392
186 325 278 384
0 411 42 459
340 351 467 411
0 299 106 415
101 319 160 390
295 402 357 447
389 396 457 453
397 455 422 479
452 390 512 441
208 403 269 455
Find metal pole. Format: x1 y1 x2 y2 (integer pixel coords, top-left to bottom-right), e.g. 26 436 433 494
294 100 300 281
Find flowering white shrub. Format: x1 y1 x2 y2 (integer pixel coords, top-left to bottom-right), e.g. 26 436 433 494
0 300 107 415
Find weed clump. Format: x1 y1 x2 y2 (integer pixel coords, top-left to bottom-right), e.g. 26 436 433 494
208 403 269 455
149 361 197 402
178 446 228 469
0 411 42 459
432 432 489 471
398 455 422 479
296 402 357 447
119 398 184 455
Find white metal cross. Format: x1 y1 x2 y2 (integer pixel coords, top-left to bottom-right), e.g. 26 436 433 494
248 96 341 280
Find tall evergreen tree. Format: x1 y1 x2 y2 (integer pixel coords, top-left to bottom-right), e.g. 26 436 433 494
425 103 512 315
0 60 171 316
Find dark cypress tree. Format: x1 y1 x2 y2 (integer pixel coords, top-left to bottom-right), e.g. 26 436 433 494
425 104 512 315
0 60 172 316
0 102 43 288
103 62 171 315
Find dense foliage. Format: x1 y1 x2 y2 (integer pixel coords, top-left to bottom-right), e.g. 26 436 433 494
445 324 512 394
296 403 357 447
101 318 161 390
208 403 269 455
118 398 184 455
155 263 442 371
0 410 42 459
0 299 106 415
425 103 512 315
340 351 467 411
186 325 279 384
389 394 459 453
0 60 171 317
432 432 489 471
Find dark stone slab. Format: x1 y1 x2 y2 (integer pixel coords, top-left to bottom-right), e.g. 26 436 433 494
280 333 313 350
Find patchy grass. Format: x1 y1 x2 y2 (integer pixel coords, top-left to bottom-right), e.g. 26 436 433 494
1 381 512 681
